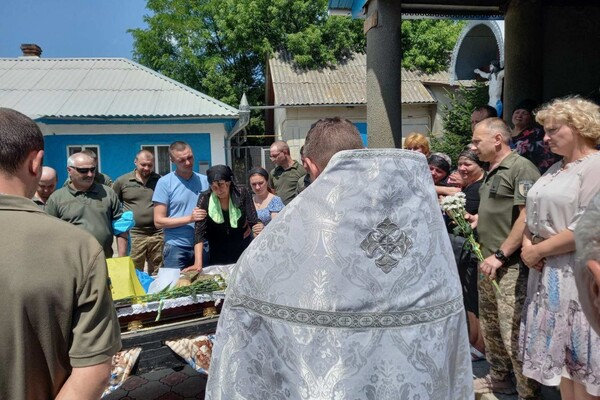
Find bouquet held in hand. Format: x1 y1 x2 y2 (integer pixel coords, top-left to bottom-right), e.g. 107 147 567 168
440 192 501 293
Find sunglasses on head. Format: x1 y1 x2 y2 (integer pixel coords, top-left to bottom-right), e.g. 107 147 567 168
71 166 96 174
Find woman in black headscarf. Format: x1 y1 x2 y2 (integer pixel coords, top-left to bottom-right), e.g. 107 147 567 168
449 149 487 361
185 165 263 272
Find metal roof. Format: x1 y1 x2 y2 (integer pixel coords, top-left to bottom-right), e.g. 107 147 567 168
269 52 367 106
328 0 366 17
328 0 505 18
0 58 238 120
268 52 447 106
401 70 437 104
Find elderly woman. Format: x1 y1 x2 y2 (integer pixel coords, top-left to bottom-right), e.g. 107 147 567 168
511 98 561 173
575 191 600 337
456 150 486 214
248 167 284 226
445 150 487 360
428 153 451 185
404 132 430 156
185 165 263 272
518 97 600 399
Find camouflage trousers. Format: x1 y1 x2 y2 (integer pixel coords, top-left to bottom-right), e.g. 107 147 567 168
130 231 163 275
478 262 541 399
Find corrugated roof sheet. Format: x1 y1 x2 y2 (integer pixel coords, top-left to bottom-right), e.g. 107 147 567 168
269 52 367 106
269 52 449 106
0 58 238 119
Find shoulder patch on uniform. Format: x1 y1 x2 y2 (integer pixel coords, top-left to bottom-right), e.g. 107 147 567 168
518 180 534 197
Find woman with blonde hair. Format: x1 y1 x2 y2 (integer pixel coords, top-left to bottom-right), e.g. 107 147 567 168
404 132 430 156
518 96 600 400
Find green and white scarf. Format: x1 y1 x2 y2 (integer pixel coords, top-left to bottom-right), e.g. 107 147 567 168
208 192 241 228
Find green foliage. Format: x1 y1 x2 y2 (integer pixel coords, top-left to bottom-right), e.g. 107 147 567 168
430 82 488 164
129 0 365 134
401 20 465 73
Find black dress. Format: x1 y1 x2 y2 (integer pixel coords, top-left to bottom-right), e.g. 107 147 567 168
448 178 484 317
194 186 260 266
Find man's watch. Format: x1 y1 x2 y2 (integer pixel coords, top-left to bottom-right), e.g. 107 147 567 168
494 249 509 264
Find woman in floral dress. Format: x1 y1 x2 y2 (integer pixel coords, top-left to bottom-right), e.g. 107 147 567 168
248 167 284 226
511 98 561 173
519 97 600 399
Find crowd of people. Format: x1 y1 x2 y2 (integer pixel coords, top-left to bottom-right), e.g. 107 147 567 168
2 93 600 399
0 107 311 399
32 140 307 277
410 96 600 400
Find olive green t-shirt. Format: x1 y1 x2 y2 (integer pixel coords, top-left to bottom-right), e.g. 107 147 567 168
46 183 123 257
112 170 161 234
477 151 540 260
269 161 306 205
0 195 121 400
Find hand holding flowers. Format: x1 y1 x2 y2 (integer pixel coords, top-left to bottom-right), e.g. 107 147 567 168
440 192 501 294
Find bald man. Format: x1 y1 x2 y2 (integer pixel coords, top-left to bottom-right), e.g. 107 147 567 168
32 166 57 209
46 152 127 258
113 150 163 274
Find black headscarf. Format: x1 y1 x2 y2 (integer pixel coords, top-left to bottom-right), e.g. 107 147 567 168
207 165 233 184
427 154 450 176
458 149 484 167
206 165 242 207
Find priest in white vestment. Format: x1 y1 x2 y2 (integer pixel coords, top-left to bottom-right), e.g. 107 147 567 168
206 118 474 399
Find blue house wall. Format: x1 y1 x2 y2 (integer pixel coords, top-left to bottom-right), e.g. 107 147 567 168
44 133 213 184
355 122 368 145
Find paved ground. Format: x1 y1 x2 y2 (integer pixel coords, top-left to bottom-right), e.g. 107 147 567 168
105 365 207 400
472 358 561 400
105 359 562 400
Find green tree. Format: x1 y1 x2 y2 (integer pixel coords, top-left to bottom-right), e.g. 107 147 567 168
401 19 465 73
129 0 365 133
430 82 488 164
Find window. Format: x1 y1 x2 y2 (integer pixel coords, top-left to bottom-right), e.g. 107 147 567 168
261 147 276 171
67 145 102 170
198 161 209 175
142 145 171 176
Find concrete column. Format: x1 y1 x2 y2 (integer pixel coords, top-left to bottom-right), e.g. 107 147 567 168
503 0 543 122
364 0 402 148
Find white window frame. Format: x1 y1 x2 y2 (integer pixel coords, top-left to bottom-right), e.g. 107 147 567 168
141 144 172 175
198 161 210 175
261 148 276 171
66 145 102 171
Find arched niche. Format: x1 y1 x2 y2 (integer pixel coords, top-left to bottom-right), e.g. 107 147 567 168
450 20 504 82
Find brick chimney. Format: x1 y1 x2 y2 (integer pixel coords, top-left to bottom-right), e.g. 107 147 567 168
20 44 42 58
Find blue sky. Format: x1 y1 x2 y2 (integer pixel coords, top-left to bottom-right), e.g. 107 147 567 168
0 0 149 58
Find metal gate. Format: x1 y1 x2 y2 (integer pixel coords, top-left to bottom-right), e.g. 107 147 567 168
231 146 275 185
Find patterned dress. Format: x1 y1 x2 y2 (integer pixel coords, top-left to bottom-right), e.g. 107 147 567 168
255 195 284 225
511 126 562 174
519 152 600 394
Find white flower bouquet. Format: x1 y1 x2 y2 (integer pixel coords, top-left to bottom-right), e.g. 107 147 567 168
440 192 501 293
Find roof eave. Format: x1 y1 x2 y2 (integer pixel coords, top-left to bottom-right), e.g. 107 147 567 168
36 115 238 122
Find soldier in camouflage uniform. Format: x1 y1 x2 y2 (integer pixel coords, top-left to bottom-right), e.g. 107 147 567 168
470 118 541 399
